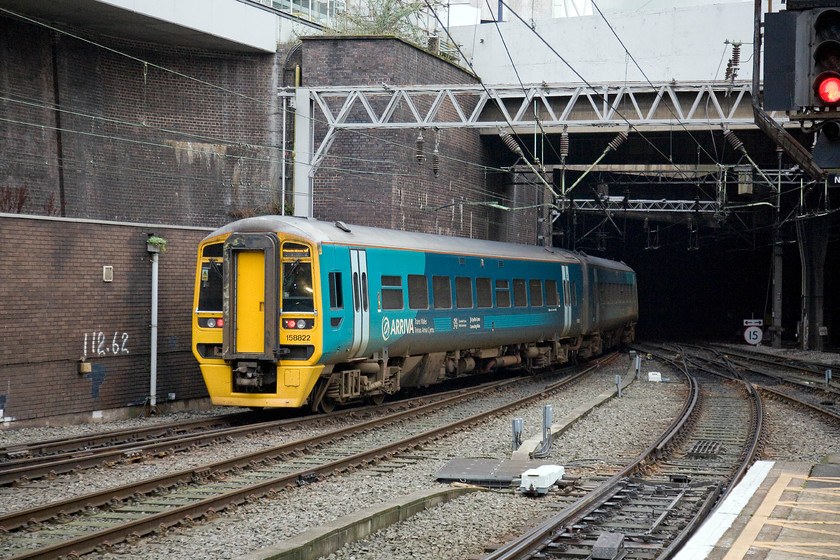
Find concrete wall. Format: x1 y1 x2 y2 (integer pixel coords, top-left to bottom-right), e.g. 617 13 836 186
448 2 756 84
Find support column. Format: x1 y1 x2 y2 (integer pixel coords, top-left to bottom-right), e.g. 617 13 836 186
771 242 783 348
293 88 313 218
797 215 828 351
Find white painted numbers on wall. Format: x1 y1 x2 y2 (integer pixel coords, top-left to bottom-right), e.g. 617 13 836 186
83 331 130 357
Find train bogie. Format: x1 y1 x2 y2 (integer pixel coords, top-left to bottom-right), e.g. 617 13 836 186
192 216 638 411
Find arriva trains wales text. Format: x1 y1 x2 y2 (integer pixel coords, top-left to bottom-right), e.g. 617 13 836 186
381 316 415 341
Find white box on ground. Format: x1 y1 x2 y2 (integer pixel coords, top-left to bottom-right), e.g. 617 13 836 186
648 371 662 382
519 465 565 495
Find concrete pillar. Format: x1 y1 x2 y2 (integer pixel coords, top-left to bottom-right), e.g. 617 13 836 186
797 214 828 351
293 88 313 218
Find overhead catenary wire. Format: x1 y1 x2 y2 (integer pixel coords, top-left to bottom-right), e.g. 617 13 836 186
493 0 726 190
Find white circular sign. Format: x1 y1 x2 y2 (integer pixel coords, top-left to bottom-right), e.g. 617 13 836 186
743 326 763 345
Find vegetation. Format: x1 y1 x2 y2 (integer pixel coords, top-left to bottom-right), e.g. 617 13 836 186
329 0 441 50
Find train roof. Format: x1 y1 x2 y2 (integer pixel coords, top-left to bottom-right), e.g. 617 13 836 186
204 216 631 271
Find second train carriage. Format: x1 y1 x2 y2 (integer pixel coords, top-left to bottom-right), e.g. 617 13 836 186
192 216 638 411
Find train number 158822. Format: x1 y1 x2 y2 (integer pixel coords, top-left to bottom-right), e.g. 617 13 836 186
286 334 311 342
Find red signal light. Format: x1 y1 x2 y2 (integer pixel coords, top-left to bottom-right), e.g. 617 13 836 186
815 72 840 105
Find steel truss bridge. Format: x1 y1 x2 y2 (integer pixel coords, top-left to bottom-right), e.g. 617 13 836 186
286 80 796 218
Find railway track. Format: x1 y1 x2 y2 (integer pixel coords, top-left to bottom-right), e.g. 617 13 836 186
0 374 522 487
481 345 763 560
0 411 264 486
0 355 616 560
681 343 840 423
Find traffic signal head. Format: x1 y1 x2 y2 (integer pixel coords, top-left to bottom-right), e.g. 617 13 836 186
811 9 840 108
816 73 840 104
765 8 840 113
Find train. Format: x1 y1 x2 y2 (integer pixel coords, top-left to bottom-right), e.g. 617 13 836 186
192 216 638 412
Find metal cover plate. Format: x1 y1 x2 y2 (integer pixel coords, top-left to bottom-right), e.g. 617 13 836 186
687 440 721 458
435 458 552 486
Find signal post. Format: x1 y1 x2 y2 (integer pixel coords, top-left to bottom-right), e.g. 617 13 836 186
763 2 838 350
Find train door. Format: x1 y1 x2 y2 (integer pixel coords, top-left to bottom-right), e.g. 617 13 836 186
561 265 572 337
222 233 279 361
349 248 370 356
235 251 266 353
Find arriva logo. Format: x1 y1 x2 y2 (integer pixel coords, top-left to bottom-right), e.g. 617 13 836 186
381 316 414 341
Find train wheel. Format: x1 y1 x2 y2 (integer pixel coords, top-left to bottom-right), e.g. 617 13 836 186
319 398 336 413
367 394 385 406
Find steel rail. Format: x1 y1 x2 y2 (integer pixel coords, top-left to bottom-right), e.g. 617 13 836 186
758 384 840 421
0 376 519 486
0 377 518 531
0 412 250 462
485 343 765 560
482 358 696 560
1 355 616 559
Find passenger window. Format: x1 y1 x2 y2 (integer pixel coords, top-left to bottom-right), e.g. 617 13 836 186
353 272 360 312
361 272 369 311
512 279 527 307
381 275 404 310
529 279 543 307
495 279 511 308
545 279 558 306
476 277 493 308
329 272 343 309
408 274 429 309
432 276 452 309
455 277 473 309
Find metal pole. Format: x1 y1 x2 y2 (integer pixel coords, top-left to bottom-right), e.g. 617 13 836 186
773 148 783 348
150 251 158 412
281 95 287 216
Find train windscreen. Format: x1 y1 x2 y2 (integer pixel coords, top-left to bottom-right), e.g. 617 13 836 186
198 244 224 312
282 242 314 312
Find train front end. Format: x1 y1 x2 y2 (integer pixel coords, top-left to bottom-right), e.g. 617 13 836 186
192 227 324 408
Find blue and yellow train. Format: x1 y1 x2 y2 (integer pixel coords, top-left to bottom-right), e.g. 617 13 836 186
192 216 638 411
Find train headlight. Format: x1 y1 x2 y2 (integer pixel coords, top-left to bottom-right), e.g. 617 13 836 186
297 321 307 329
207 318 217 328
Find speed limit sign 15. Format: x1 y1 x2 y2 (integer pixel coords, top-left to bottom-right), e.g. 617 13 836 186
743 326 763 345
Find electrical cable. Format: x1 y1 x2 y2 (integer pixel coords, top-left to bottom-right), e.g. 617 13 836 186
495 0 719 190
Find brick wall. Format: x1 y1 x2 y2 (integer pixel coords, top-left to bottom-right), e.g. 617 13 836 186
0 215 210 422
0 14 288 226
301 36 521 241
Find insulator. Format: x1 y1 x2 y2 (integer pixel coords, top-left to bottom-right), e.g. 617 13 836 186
560 130 569 159
432 149 440 178
731 43 741 68
499 130 523 156
415 131 426 165
724 129 745 153
607 131 628 151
